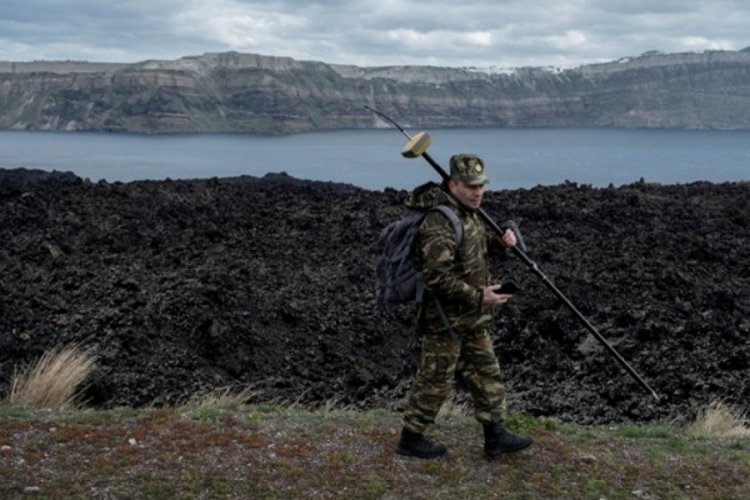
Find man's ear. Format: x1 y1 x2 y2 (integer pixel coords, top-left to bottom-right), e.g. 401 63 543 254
447 178 457 194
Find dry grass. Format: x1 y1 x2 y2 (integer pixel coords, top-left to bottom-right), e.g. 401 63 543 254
6 345 97 409
688 400 750 439
182 384 263 411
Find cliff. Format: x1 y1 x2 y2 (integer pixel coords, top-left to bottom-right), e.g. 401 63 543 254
1 49 750 134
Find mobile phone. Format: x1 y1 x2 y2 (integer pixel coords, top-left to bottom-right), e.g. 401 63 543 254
495 281 520 295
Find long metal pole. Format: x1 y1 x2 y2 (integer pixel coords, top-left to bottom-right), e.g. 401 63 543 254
366 106 660 402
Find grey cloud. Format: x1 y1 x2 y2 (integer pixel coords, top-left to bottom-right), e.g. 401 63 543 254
1 0 748 67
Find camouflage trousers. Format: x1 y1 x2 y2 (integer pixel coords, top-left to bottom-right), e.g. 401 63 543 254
402 326 506 434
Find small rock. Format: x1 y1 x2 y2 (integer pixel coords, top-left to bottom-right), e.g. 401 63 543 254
579 453 598 463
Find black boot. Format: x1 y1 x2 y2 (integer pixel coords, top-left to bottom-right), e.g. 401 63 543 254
396 428 447 459
483 422 533 458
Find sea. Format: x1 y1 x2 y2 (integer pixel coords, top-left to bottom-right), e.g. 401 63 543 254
1 127 748 191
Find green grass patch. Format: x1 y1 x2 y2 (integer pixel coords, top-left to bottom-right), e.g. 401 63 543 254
612 423 672 439
1 404 749 498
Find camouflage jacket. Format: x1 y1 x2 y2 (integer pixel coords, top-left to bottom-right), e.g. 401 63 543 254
404 182 505 333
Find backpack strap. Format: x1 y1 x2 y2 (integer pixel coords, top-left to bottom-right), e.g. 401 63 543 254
430 205 464 248
418 204 464 341
432 295 461 342
412 205 462 306
412 205 462 308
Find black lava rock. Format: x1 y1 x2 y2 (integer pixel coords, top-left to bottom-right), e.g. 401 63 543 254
1 168 748 423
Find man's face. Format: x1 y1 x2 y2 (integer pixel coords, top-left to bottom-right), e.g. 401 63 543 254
448 179 485 210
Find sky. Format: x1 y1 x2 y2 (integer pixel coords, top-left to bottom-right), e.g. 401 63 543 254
1 0 748 69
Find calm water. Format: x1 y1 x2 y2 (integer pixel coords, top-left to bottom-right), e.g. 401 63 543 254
1 128 748 190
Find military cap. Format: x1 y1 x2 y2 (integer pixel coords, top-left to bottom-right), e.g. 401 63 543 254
449 154 489 186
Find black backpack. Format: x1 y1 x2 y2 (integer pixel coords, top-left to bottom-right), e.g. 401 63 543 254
375 205 464 313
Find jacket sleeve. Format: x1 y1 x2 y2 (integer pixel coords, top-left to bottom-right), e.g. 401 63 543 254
417 211 481 307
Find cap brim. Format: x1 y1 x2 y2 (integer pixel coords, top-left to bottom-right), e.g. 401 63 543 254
461 175 490 186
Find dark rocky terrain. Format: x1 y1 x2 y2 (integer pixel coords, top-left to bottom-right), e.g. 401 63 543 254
1 168 748 424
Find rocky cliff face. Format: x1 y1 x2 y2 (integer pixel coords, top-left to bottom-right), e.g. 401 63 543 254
1 50 750 134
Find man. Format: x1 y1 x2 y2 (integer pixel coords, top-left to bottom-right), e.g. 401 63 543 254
396 153 534 460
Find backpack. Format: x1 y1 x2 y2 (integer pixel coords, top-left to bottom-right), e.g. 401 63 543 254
375 205 464 313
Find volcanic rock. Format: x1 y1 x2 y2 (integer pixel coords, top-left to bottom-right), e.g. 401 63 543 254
1 168 748 423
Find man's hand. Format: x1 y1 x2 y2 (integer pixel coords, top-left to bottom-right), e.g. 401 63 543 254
498 229 517 248
482 285 511 307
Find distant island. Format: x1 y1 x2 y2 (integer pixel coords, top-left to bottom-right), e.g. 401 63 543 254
1 48 750 134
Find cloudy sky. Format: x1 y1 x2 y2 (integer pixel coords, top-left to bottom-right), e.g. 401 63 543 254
2 0 748 69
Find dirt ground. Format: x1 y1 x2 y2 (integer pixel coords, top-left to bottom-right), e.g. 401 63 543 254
1 168 748 423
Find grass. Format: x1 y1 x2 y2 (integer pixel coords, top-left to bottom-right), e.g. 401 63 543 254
2 347 749 497
5 345 97 409
1 402 749 499
688 400 750 439
183 384 263 411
